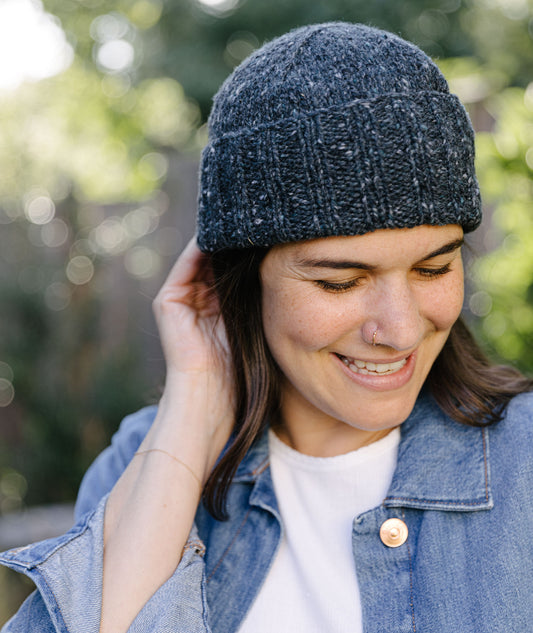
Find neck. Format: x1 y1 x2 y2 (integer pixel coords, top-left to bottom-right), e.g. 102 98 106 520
272 415 395 457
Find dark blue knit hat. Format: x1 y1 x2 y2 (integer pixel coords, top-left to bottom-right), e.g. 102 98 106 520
197 22 482 252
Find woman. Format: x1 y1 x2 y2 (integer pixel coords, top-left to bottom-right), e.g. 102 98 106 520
2 22 533 633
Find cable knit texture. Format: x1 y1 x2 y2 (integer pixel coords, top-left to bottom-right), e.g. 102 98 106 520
197 22 482 252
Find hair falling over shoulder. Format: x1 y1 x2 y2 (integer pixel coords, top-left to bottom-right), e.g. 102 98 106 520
203 247 277 520
203 248 533 520
426 317 533 427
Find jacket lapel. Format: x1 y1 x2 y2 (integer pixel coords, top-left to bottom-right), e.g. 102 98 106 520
385 393 493 512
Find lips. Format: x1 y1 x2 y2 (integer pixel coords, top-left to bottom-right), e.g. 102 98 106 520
336 353 408 376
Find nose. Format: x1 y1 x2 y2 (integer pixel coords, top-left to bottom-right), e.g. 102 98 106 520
364 278 425 352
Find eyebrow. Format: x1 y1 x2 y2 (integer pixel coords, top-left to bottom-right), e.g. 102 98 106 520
294 238 464 270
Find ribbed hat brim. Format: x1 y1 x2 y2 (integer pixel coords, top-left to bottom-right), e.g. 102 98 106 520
198 91 481 252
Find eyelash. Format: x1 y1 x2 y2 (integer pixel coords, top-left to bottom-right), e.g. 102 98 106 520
315 263 452 293
415 263 452 279
314 279 362 293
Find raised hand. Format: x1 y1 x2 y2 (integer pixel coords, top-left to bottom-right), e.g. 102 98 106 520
100 238 237 633
154 236 227 375
152 236 235 479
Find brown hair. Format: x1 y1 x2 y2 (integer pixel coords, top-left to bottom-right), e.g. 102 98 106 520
426 317 533 425
203 247 533 520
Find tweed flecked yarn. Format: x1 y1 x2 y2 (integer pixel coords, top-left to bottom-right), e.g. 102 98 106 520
197 22 482 252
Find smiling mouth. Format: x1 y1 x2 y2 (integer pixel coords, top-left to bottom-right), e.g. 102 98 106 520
336 354 408 375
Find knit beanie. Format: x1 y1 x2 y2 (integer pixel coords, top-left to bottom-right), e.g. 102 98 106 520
197 22 482 252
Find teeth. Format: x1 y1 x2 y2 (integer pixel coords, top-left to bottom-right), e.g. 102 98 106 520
339 355 407 376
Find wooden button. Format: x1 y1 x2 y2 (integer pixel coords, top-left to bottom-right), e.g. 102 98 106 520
380 518 408 547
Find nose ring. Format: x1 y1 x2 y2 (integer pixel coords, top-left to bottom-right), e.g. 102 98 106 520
372 330 378 346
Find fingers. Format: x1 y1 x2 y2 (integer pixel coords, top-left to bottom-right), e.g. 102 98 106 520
162 236 209 289
153 235 219 318
152 235 229 376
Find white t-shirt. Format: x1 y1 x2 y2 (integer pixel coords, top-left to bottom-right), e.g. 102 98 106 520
238 426 400 633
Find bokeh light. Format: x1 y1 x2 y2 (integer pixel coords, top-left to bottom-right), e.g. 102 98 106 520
90 13 130 42
24 195 55 225
194 0 240 16
40 219 69 248
0 0 73 91
224 32 259 67
66 256 95 285
123 206 160 239
129 0 163 29
417 10 450 40
0 470 28 513
97 40 135 73
90 218 128 255
138 153 168 182
468 291 493 317
0 362 14 383
124 245 161 278
91 12 136 74
496 0 530 21
0 379 15 408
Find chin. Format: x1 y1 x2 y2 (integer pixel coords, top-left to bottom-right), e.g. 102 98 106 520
342 388 422 432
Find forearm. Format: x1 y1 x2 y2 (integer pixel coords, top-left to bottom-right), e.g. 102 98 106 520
100 377 228 633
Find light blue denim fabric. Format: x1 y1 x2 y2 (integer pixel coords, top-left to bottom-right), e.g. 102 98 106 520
2 390 533 632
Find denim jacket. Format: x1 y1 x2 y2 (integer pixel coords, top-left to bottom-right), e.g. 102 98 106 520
2 390 533 632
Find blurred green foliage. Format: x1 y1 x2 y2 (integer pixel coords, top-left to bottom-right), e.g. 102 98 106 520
0 0 532 516
473 85 533 368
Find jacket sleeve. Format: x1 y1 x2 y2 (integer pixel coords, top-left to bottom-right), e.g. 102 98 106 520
0 407 211 633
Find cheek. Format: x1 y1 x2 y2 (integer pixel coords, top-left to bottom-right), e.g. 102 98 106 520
425 276 464 331
262 286 345 353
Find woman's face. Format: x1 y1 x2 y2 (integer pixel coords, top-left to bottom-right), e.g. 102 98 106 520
260 224 464 455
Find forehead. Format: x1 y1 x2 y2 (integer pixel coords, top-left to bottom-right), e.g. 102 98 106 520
268 225 464 268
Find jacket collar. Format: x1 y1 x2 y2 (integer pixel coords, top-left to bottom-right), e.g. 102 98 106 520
385 392 493 511
232 428 278 515
232 391 493 513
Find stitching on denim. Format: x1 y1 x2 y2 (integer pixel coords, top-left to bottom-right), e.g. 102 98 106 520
236 457 270 480
482 428 490 502
385 496 488 507
206 508 252 583
38 569 70 633
200 566 211 632
402 509 417 633
253 459 270 476
387 429 492 509
5 523 91 566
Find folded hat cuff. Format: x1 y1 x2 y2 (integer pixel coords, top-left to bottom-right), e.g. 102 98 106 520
197 91 481 252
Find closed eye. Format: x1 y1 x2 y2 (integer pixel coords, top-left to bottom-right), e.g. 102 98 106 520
415 263 452 278
314 279 362 293
315 263 452 290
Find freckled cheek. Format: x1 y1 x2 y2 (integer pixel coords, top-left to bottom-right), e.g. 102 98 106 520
425 282 464 331
262 289 346 352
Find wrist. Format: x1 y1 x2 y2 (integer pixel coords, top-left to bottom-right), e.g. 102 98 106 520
143 375 234 483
